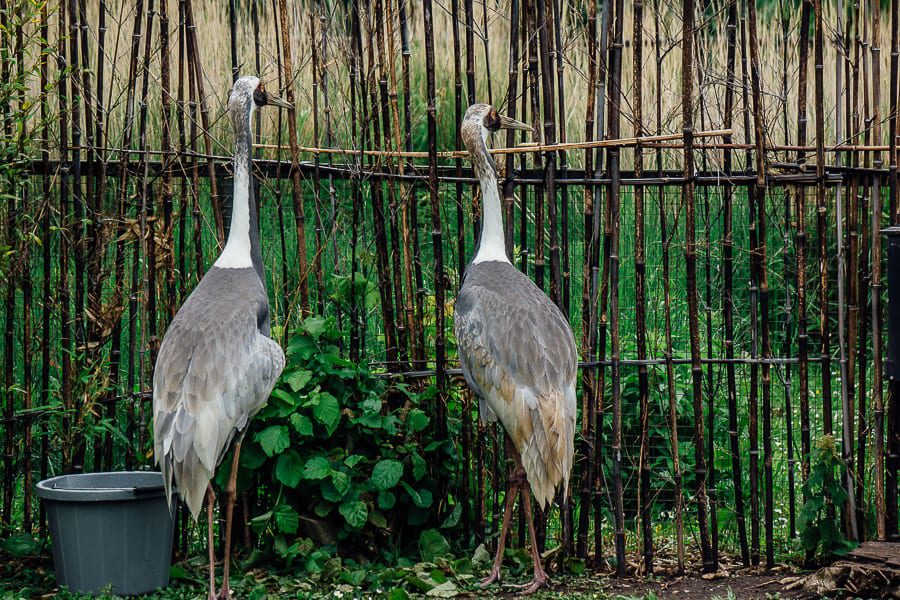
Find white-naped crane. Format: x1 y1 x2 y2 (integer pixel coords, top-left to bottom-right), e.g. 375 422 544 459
454 104 577 594
153 75 290 600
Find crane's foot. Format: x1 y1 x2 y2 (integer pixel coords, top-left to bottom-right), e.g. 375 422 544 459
480 566 501 588
214 586 233 600
510 573 549 595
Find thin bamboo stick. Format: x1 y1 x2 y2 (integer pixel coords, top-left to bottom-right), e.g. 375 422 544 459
871 0 886 541
723 0 750 567
607 0 625 576
577 0 597 560
633 0 652 575
655 0 683 574
277 0 310 315
795 0 813 531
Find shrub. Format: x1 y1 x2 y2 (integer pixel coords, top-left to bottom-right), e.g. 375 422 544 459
230 316 458 567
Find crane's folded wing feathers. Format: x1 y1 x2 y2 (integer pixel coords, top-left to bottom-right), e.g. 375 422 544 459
153 275 285 520
454 262 577 509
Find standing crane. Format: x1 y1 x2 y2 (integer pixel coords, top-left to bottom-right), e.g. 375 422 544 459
454 104 577 594
153 76 290 600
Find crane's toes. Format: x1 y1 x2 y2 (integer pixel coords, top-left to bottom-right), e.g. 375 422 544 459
480 567 501 588
214 586 233 600
510 574 549 595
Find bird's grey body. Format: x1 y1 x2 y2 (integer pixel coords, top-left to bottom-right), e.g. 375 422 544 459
153 76 288 530
455 260 576 509
454 103 576 593
153 266 284 518
152 75 290 599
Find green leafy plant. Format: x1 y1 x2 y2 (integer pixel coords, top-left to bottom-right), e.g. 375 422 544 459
797 435 856 559
233 316 459 566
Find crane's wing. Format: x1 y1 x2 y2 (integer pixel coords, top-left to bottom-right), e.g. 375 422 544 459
153 276 285 520
454 263 577 509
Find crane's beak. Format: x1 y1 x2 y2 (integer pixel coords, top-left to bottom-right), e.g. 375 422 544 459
499 114 534 133
267 94 293 109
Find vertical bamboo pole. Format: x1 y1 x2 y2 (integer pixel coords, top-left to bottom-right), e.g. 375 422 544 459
655 0 683 573
1 0 15 523
695 23 718 568
577 0 598 560
57 0 74 472
886 0 900 542
853 0 869 539
38 0 51 532
815 0 834 443
739 4 761 565
277 0 310 315
723 0 750 567
633 0 652 575
552 0 570 316
423 0 447 448
778 0 797 540
871 0 886 541
17 8 31 529
747 0 775 569
183 0 223 243
683 0 713 572
536 0 561 307
607 0 625 575
795 0 813 521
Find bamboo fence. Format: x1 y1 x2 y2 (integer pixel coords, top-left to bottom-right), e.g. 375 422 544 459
0 0 899 575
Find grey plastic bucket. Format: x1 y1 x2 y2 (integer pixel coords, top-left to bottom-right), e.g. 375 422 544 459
36 471 176 596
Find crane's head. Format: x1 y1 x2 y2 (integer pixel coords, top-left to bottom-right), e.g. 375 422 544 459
461 103 533 153
228 76 292 123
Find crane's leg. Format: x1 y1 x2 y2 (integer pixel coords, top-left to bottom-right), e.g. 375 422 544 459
480 474 519 587
216 440 243 600
206 484 217 600
482 435 525 587
516 484 550 594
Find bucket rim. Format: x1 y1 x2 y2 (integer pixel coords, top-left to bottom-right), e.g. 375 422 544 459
35 471 174 503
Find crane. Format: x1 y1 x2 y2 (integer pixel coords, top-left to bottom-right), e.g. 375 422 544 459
454 104 577 594
153 75 290 600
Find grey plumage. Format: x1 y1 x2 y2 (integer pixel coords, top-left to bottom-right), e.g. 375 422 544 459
455 261 576 508
152 76 287 524
455 103 576 592
153 268 284 518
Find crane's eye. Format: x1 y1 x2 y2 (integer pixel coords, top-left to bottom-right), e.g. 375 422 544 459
253 84 268 106
484 109 501 132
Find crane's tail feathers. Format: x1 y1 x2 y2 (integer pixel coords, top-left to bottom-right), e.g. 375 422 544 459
159 448 211 522
520 388 576 511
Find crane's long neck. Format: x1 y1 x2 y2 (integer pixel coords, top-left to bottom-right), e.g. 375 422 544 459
214 103 264 285
471 135 509 264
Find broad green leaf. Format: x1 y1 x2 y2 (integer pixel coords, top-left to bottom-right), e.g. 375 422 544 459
276 450 303 488
339 500 368 528
407 409 429 433
402 481 433 508
285 369 313 392
303 456 332 480
274 503 299 534
344 454 365 468
418 528 451 562
239 443 267 470
411 452 427 481
331 470 352 496
378 490 396 510
321 480 345 503
313 392 341 433
371 459 404 490
304 316 329 340
256 425 290 456
290 413 314 437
